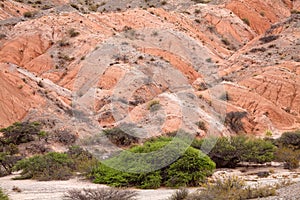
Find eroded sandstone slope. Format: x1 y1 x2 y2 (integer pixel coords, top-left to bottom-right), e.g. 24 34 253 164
0 0 299 140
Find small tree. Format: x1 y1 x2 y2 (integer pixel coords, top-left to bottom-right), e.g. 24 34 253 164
225 112 247 133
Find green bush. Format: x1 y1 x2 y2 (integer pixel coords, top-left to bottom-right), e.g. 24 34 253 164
275 146 300 169
89 137 215 188
277 131 300 149
193 135 276 168
13 152 74 181
0 122 42 145
67 145 98 174
64 188 137 200
0 188 9 200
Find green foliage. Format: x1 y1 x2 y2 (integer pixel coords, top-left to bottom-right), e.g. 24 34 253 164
274 131 300 169
89 137 215 188
194 135 276 168
165 148 215 187
277 131 300 150
103 128 139 147
275 146 300 169
0 188 9 200
67 145 98 174
13 152 73 181
0 121 42 145
0 152 22 176
64 188 137 200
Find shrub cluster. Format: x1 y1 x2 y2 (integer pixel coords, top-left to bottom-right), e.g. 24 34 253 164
169 176 278 200
0 122 42 145
192 135 276 168
0 122 45 176
89 137 215 188
13 146 97 181
274 131 300 169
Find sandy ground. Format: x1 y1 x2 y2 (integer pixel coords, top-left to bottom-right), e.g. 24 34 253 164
0 175 181 200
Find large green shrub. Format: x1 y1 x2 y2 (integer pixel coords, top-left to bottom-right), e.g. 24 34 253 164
193 135 276 168
13 152 74 181
89 137 215 188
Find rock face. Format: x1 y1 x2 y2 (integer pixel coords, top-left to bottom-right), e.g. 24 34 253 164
0 0 299 138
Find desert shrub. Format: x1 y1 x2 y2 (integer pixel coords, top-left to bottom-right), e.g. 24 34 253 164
242 137 276 163
0 122 42 145
277 131 300 149
221 38 230 46
0 188 9 200
242 18 250 26
182 176 276 200
53 129 77 145
259 35 280 43
168 188 189 200
64 188 137 200
90 136 215 188
165 147 215 187
68 28 80 38
0 152 22 176
67 145 98 174
225 111 247 133
275 146 300 169
13 152 74 181
147 100 160 111
103 128 139 147
23 11 35 18
196 121 207 132
194 135 276 168
191 0 211 3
